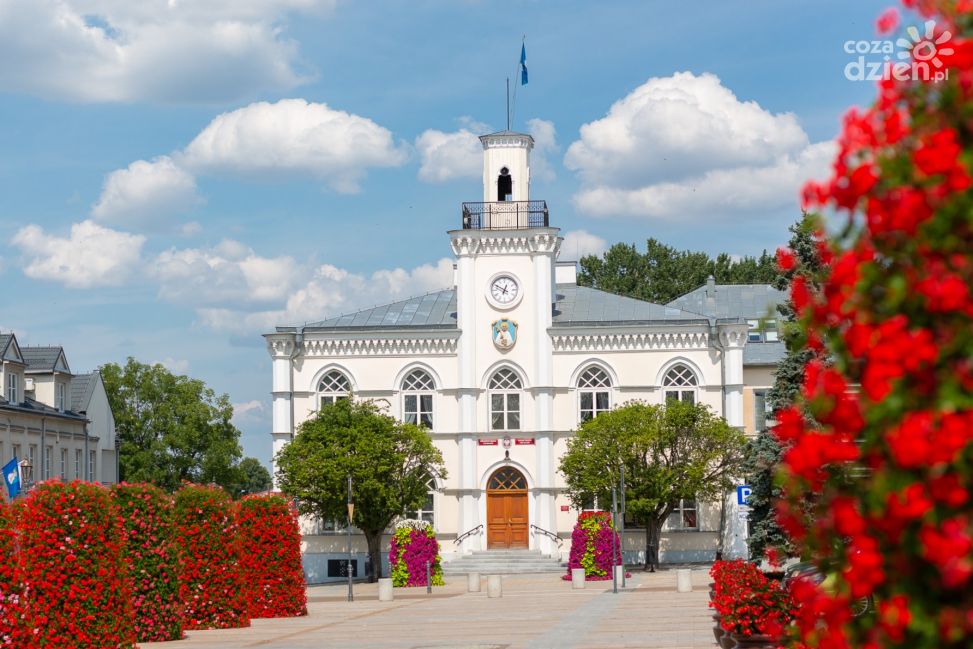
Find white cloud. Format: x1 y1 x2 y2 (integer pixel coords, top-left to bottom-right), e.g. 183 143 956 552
11 219 145 288
91 156 202 228
151 239 300 307
0 0 334 103
565 72 828 221
415 126 483 183
196 257 455 335
154 357 190 374
231 399 266 424
560 229 607 260
181 99 407 192
526 118 558 183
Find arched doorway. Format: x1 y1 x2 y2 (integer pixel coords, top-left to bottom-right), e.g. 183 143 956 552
486 466 528 549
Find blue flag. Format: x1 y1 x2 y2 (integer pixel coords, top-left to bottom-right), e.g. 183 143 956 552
3 457 20 500
520 43 528 85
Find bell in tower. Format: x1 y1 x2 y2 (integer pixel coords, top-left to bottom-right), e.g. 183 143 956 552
497 166 512 202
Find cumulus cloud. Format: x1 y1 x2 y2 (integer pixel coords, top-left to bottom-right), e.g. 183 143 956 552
181 99 407 192
151 239 300 307
11 220 145 288
91 156 203 228
526 118 558 183
154 357 190 374
560 229 607 260
565 72 830 221
231 399 266 424
0 0 333 103
196 257 455 334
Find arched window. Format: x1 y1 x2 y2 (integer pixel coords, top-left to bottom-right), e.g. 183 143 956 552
406 477 436 527
488 466 527 491
663 363 698 405
577 366 612 423
489 368 522 431
402 369 435 429
318 370 351 409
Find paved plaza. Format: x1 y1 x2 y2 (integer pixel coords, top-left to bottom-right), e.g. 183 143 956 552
143 569 718 649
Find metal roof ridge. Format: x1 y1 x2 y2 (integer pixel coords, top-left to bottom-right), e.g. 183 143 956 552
292 286 456 329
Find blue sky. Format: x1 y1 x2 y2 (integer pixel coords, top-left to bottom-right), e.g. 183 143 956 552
0 0 897 466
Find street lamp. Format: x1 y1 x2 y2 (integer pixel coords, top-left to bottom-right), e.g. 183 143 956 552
347 474 354 602
114 437 122 484
19 458 33 493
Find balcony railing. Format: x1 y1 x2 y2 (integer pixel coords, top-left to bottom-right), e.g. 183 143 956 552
461 200 549 230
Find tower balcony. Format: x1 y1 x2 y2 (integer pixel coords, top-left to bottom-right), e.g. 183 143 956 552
461 200 549 230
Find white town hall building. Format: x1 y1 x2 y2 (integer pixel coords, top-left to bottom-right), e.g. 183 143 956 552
265 130 782 582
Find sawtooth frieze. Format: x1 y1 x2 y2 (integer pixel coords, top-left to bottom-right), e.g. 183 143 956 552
551 331 710 353
303 337 458 357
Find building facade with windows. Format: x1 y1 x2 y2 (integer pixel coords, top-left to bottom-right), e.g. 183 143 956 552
1 334 119 492
266 131 783 581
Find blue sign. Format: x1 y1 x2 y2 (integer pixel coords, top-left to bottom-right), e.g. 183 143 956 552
736 485 752 506
3 457 21 500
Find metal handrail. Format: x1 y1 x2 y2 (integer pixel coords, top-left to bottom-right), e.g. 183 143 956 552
530 524 564 549
454 524 483 546
461 200 549 230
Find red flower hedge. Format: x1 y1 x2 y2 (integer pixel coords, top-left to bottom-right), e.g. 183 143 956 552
113 483 183 642
709 560 794 639
236 493 307 618
0 499 25 649
175 484 249 631
563 511 621 581
779 2 973 647
18 481 135 648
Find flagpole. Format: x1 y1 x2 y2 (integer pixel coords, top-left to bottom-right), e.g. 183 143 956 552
506 77 510 131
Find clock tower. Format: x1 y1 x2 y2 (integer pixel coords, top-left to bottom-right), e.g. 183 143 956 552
448 130 561 552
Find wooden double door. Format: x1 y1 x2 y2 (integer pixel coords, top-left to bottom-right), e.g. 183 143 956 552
486 467 529 549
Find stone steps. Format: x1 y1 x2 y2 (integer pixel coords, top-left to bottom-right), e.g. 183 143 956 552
444 549 565 574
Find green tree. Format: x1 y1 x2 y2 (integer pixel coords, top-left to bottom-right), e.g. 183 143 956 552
101 358 244 492
743 214 823 559
275 398 446 582
559 400 746 571
578 238 777 304
230 457 273 498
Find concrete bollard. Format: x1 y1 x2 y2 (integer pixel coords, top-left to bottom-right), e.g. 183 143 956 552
487 574 502 598
571 568 586 589
614 565 625 586
676 568 693 593
468 572 481 592
378 578 394 601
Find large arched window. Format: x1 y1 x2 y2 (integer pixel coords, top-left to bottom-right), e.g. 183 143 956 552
318 370 351 409
489 368 522 431
663 363 698 405
577 366 612 422
402 369 435 429
406 476 436 527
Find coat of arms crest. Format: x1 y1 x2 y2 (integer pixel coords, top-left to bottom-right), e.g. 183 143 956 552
491 318 518 350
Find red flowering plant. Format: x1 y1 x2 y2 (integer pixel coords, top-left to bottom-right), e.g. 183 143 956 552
174 484 250 631
0 498 26 649
236 493 308 617
389 520 444 587
112 483 183 642
18 481 136 648
709 560 795 640
562 511 622 581
778 2 973 647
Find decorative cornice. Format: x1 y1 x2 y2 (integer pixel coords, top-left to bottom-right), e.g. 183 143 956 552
265 334 300 360
448 228 560 257
302 336 458 357
550 330 710 353
717 324 749 349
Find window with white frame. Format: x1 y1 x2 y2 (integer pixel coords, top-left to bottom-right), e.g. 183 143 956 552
764 319 779 342
12 444 21 463
578 366 612 423
6 373 18 405
318 370 351 409
663 364 698 405
56 382 65 411
44 447 52 480
754 390 769 432
60 448 67 478
666 498 698 530
401 369 434 429
747 318 779 343
75 449 82 479
88 450 96 481
28 445 36 469
406 479 436 527
489 368 522 431
747 319 762 342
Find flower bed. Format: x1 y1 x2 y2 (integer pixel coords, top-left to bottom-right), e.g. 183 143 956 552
0 498 25 649
563 511 621 580
709 560 794 640
389 520 444 587
237 493 308 618
113 483 183 642
174 484 249 630
18 481 136 648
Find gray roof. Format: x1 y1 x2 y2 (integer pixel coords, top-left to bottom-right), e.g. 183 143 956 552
70 373 97 413
0 335 11 355
21 346 68 373
667 282 785 320
552 285 708 326
0 395 86 422
743 342 787 366
298 289 458 331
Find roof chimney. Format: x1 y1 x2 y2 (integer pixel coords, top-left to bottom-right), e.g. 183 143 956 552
705 275 716 298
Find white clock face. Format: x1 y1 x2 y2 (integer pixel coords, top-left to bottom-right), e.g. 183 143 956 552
490 276 519 305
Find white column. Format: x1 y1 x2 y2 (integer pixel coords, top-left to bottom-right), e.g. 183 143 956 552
719 324 748 559
454 247 480 552
267 335 297 489
532 238 556 555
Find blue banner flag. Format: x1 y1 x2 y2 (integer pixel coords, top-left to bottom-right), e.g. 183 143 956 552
520 43 528 85
3 457 21 500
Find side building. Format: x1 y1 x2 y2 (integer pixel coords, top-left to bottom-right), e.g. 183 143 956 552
1 333 119 490
266 130 784 582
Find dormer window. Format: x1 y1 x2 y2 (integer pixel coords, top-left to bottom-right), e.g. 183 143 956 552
497 167 512 201
6 372 18 405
